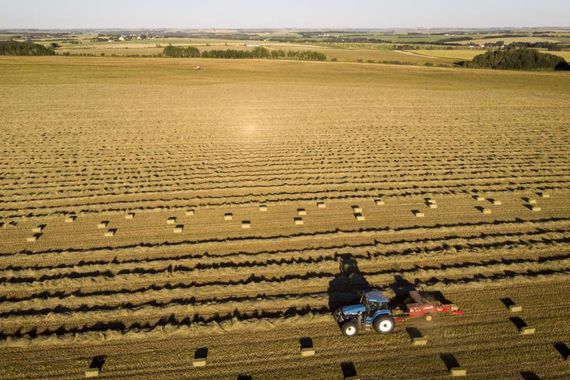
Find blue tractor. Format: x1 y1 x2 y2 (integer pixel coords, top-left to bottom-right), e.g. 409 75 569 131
334 289 395 336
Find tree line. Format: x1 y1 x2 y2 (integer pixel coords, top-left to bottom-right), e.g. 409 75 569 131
162 45 327 61
460 48 569 71
0 41 55 56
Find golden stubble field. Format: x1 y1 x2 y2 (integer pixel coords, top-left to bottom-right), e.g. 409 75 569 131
0 57 569 379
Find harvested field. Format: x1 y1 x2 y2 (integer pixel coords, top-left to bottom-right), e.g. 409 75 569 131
0 56 569 379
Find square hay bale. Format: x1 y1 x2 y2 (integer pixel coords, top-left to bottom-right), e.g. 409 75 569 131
241 220 251 229
344 376 360 380
301 347 315 357
224 213 233 221
125 212 135 220
294 217 304 225
26 235 40 242
186 209 196 216
317 201 326 209
539 192 550 199
527 199 537 205
174 225 184 233
491 199 502 205
65 215 77 223
413 210 425 218
97 221 109 229
354 213 365 221
520 326 536 335
352 206 362 213
374 199 385 206
192 357 207 367
509 305 523 313
474 195 485 201
32 225 45 233
104 229 116 237
167 217 177 225
297 208 307 216
530 205 541 212
481 208 492 215
449 367 467 377
412 337 428 346
259 205 268 212
84 368 99 377
428 203 438 209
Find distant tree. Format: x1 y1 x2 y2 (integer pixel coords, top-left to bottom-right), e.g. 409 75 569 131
0 41 55 56
162 45 200 58
461 48 569 71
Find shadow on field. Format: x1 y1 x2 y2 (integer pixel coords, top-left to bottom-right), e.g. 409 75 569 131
520 371 541 380
327 254 371 311
439 353 460 371
554 341 569 360
340 362 358 378
89 355 106 371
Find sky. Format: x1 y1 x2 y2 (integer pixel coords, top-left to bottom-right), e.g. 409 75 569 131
0 0 568 29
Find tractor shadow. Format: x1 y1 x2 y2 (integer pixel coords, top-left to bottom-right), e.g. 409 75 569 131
327 254 372 311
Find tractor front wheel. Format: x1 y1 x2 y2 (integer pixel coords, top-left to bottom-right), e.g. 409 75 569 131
373 315 395 334
341 321 359 337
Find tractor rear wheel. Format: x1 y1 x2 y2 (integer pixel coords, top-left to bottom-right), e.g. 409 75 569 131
341 321 358 336
373 315 395 334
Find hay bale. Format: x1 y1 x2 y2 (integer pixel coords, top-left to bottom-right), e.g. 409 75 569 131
174 225 184 233
539 192 550 199
301 347 315 357
84 368 99 377
192 358 207 367
520 326 536 335
186 209 196 216
509 305 523 313
167 217 177 225
125 212 135 220
241 220 251 229
224 213 233 221
32 225 45 233
413 210 425 218
297 208 307 216
375 199 385 206
449 367 467 377
65 215 77 223
354 213 365 221
344 376 360 380
294 217 304 225
97 221 108 229
317 201 326 209
481 208 492 215
352 206 362 213
104 229 116 237
259 205 268 212
491 199 502 205
26 234 40 242
474 195 485 201
428 203 438 209
530 205 541 212
527 199 537 205
412 337 428 346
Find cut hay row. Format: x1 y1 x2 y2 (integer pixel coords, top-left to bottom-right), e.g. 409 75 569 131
2 226 568 283
2 251 570 336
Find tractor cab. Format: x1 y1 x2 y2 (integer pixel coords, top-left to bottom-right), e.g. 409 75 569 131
334 289 395 336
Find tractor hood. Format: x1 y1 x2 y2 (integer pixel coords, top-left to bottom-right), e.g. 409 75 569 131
341 304 367 316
